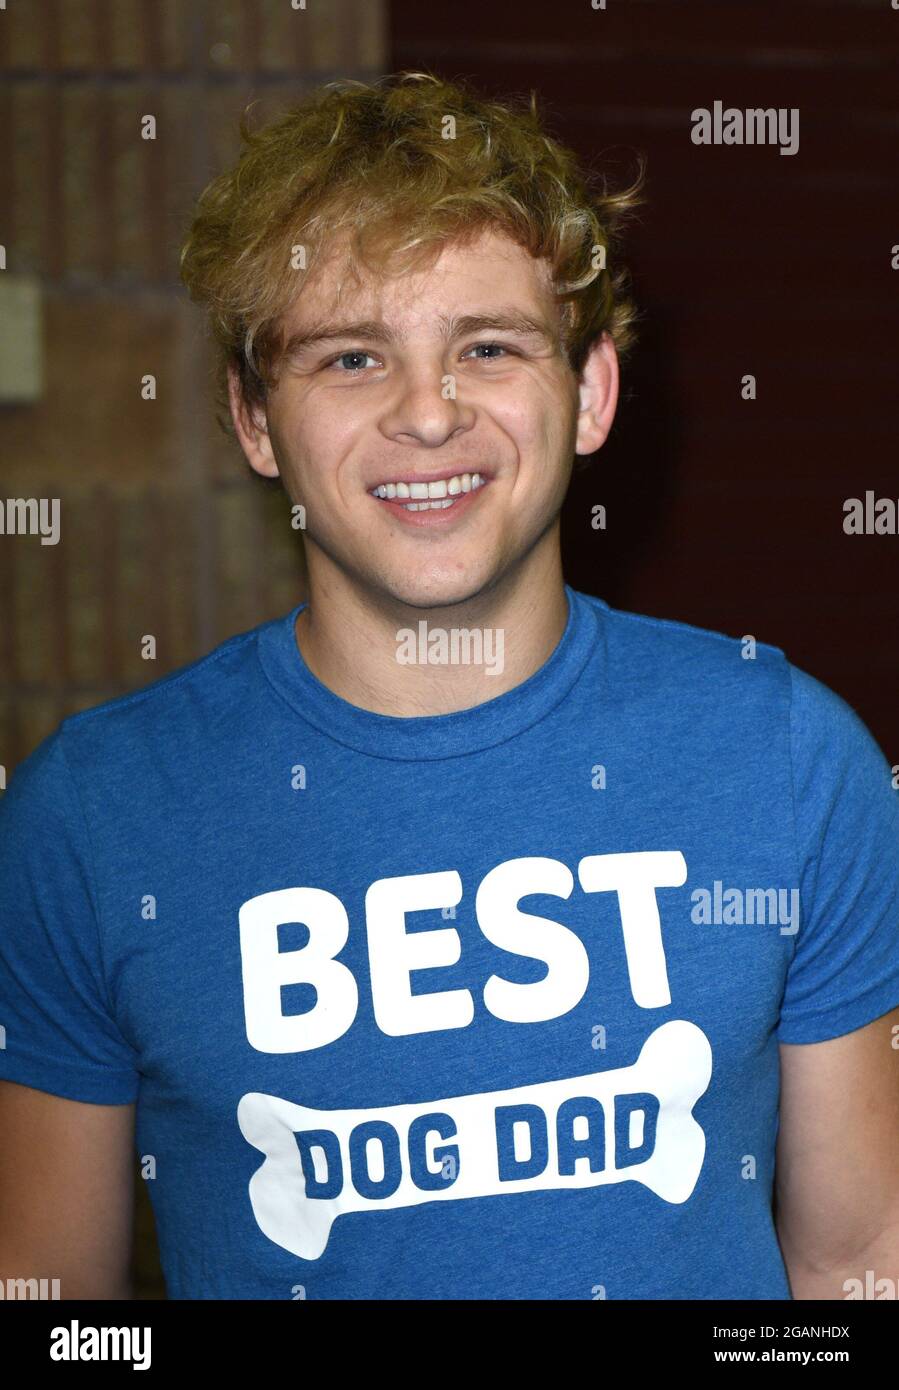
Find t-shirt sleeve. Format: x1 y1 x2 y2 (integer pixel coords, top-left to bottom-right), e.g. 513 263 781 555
0 728 140 1103
777 663 899 1044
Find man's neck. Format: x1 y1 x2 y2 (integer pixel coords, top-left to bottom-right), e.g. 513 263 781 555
293 553 570 718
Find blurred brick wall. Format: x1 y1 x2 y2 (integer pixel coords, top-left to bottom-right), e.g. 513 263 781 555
0 0 385 1300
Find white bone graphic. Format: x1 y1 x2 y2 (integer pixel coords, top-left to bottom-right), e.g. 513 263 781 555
237 1019 712 1260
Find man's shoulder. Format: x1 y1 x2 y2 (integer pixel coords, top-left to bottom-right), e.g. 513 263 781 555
577 590 889 781
576 589 791 704
52 609 290 769
581 588 782 658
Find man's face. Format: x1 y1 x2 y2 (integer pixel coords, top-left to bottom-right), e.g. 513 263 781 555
238 227 615 610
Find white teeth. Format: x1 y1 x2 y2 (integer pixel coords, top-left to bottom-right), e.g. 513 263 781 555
369 471 487 508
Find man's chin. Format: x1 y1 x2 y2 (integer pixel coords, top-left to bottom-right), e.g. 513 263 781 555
379 565 501 614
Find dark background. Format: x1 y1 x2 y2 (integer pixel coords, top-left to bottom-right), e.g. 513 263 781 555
393 0 899 758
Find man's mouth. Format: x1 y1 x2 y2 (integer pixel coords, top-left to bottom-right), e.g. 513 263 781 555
369 472 486 513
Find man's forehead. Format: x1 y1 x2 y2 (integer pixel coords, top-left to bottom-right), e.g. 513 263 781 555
280 230 557 338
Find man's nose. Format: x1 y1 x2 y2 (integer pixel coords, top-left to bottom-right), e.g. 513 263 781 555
378 367 476 448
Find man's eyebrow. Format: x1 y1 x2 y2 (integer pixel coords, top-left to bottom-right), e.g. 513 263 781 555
438 311 558 344
281 320 393 357
279 308 558 358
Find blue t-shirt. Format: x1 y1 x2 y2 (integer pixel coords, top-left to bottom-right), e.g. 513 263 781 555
1 586 898 1300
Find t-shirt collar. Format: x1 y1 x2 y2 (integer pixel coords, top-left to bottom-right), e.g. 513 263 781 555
256 583 600 760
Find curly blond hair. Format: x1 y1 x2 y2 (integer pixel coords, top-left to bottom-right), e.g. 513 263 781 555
179 70 645 435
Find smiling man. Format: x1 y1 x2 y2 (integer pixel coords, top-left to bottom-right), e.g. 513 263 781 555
238 224 607 712
1 72 898 1302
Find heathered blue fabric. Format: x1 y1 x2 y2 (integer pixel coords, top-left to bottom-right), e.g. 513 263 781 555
1 586 897 1299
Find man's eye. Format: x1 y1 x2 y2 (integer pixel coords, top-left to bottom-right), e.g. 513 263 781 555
328 351 379 372
463 342 512 361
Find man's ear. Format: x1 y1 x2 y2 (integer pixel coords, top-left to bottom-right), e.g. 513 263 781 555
227 363 280 479
574 332 620 456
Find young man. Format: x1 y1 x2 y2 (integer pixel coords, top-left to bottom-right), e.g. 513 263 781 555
1 73 897 1301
